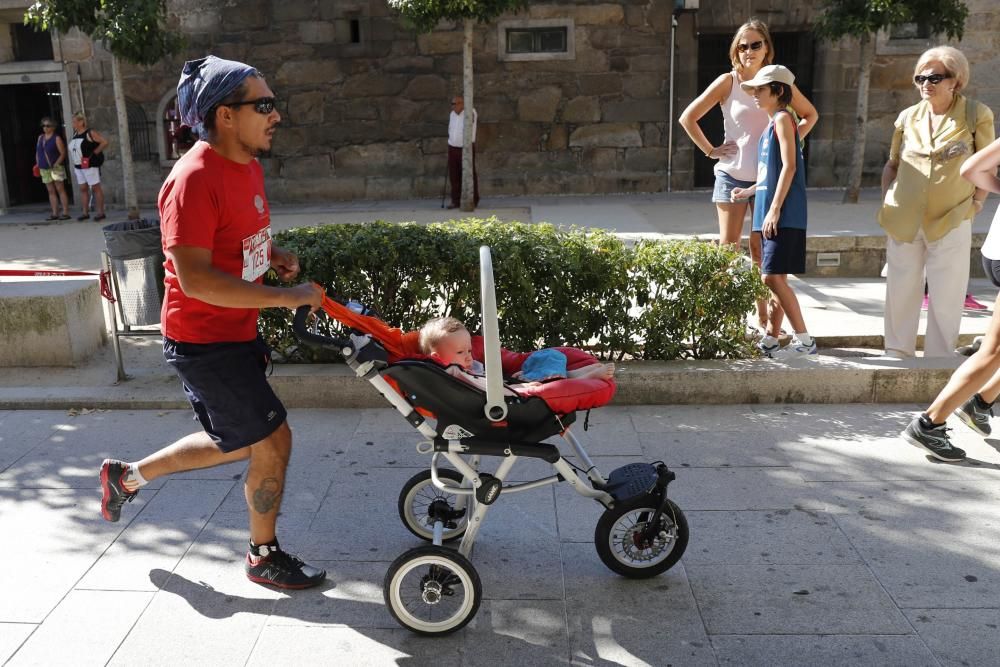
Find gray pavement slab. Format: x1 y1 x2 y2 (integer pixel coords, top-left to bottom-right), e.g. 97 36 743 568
903 609 1000 667
686 562 912 635
710 635 938 667
4 404 1000 665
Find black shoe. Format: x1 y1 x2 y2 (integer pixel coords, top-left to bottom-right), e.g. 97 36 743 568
100 459 138 522
77 214 90 221
902 418 966 462
245 543 326 589
955 395 993 436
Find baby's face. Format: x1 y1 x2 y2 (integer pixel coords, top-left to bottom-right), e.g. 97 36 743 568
434 330 474 370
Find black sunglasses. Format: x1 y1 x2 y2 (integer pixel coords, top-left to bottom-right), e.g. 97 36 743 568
737 40 764 53
224 96 277 114
914 74 951 85
41 123 54 128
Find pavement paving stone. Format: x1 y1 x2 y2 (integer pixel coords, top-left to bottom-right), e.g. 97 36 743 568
710 635 938 666
686 562 912 635
640 430 790 468
106 580 272 667
903 608 1000 667
682 509 861 566
0 487 130 623
77 478 234 591
5 590 154 667
628 404 772 434
0 624 35 665
561 543 715 667
0 411 60 471
247 626 463 666
830 509 1000 609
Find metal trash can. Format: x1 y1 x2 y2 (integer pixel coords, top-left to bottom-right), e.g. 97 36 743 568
102 219 165 327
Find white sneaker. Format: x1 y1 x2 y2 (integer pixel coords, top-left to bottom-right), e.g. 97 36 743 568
772 337 817 358
758 335 780 358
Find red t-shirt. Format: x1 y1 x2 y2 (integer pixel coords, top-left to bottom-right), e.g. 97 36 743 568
158 141 272 343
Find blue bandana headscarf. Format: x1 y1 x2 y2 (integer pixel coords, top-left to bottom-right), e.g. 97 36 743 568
176 55 259 135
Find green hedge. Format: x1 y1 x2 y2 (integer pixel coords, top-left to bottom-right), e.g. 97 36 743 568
261 218 768 361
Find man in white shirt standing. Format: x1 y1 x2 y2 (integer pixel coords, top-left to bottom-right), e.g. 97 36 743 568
447 96 479 210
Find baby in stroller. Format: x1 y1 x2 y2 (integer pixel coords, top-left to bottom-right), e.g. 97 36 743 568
419 315 615 390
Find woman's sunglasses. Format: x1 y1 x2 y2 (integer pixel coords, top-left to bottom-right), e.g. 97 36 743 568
224 96 277 114
913 74 950 85
737 40 764 53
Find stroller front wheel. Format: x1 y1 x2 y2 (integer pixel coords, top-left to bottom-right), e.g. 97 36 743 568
594 494 689 578
398 468 469 542
384 545 482 635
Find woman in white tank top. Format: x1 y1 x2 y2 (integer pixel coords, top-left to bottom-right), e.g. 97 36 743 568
679 18 818 330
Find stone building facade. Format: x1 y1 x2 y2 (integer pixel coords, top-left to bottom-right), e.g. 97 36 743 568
0 0 998 210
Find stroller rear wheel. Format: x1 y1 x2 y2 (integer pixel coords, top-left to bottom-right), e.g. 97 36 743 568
384 545 482 635
398 468 469 542
594 494 688 578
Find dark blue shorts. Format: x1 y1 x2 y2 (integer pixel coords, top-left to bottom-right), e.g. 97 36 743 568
163 336 287 453
755 228 806 275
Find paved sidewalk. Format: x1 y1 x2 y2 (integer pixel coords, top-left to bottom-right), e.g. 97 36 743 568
2 404 1000 666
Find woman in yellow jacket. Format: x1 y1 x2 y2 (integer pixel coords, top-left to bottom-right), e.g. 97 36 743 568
878 46 994 358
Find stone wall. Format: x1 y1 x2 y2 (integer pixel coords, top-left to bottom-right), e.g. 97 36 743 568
65 0 672 206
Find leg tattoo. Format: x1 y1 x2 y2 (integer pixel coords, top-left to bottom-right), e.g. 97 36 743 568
252 477 282 514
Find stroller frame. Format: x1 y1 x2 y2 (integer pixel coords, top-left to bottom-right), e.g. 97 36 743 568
292 247 689 635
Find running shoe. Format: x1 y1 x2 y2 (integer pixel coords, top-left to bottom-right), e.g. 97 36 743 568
901 418 966 462
245 543 327 589
771 337 817 358
100 459 138 522
954 395 993 436
758 336 779 358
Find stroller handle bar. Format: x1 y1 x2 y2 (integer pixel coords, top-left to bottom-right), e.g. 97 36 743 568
293 305 352 352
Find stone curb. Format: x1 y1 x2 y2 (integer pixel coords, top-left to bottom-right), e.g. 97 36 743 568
0 355 962 410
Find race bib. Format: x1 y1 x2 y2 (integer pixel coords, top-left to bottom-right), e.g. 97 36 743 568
242 227 272 282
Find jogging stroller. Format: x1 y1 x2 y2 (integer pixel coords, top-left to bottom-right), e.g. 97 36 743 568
292 246 689 635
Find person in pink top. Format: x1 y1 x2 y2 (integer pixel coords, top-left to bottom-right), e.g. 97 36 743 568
679 18 818 332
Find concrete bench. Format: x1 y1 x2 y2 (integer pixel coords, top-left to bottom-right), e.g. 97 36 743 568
0 278 107 367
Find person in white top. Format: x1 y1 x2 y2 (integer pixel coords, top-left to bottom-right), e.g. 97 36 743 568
901 135 1000 462
447 96 479 209
679 18 818 332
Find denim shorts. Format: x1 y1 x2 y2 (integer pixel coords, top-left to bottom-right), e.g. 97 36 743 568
163 336 287 453
711 171 755 204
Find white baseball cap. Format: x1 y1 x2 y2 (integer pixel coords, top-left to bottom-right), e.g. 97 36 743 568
740 64 795 90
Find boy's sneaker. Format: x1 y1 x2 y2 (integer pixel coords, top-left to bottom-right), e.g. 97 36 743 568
901 418 966 462
954 396 992 436
100 459 138 522
758 335 780 358
771 337 817 358
245 544 327 589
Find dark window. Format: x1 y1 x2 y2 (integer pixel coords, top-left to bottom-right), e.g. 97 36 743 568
11 23 54 62
890 22 932 40
127 101 156 161
349 18 361 43
506 27 567 54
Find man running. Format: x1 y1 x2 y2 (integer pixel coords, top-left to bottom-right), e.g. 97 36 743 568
99 56 326 589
